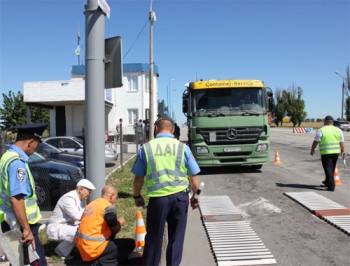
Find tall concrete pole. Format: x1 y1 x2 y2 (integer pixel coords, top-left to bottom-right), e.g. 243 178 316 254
149 9 155 140
85 0 106 201
335 71 345 120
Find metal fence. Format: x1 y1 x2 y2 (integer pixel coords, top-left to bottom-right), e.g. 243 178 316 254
0 141 84 211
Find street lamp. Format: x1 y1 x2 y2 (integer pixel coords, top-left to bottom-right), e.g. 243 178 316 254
335 71 345 120
170 89 176 119
167 78 175 116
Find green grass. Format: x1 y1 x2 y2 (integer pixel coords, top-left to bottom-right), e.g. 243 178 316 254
40 157 148 262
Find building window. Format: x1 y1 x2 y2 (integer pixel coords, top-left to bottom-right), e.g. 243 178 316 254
145 75 149 92
128 109 138 125
127 75 138 92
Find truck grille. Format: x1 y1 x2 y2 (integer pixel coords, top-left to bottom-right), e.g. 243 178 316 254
197 127 264 145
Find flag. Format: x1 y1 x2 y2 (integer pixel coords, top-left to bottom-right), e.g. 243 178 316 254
75 45 81 55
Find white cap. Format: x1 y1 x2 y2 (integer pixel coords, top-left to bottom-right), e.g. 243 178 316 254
77 179 96 190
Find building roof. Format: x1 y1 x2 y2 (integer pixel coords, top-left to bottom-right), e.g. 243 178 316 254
71 63 159 76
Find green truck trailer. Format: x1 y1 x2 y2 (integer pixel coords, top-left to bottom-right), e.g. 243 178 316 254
182 79 275 170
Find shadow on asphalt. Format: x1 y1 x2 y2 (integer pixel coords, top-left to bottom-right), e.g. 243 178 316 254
105 162 117 168
275 183 327 191
199 166 262 175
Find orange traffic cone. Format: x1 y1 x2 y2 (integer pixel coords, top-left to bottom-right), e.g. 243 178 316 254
274 150 281 163
334 165 342 186
135 211 146 253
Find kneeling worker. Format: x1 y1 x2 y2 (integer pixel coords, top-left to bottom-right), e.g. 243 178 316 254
75 185 135 265
46 179 96 260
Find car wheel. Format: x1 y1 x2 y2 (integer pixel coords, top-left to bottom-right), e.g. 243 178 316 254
35 183 47 206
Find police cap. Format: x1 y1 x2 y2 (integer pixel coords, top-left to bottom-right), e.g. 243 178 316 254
12 123 48 142
324 115 334 121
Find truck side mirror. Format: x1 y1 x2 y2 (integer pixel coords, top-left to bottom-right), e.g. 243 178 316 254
182 90 189 113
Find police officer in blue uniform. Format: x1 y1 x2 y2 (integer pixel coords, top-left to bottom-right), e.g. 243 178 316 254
0 123 48 266
132 116 201 266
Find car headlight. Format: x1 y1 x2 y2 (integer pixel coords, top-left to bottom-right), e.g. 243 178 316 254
196 147 209 154
78 169 85 178
256 144 268 152
105 149 115 155
50 173 71 181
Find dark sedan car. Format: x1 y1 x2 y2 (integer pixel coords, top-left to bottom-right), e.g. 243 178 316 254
36 142 84 170
28 152 85 210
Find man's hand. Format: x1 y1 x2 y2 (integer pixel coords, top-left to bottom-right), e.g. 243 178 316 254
190 197 200 210
118 217 125 227
21 228 35 249
134 196 145 208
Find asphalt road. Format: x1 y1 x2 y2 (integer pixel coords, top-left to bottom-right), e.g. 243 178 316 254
197 127 350 266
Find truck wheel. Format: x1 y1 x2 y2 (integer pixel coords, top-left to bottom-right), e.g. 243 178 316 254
251 165 263 170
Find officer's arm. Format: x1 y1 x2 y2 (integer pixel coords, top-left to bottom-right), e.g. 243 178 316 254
340 142 346 157
133 176 145 207
310 141 319 155
10 195 36 248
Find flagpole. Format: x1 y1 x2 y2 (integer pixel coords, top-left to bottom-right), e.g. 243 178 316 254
78 25 81 65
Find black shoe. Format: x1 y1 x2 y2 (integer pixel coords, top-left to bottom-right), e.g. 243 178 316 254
321 181 330 187
326 187 335 191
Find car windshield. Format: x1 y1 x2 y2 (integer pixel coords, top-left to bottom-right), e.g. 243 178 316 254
37 143 63 155
29 152 47 163
73 137 84 146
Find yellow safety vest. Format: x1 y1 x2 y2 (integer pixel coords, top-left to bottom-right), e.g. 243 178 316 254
319 126 341 155
0 151 42 224
144 138 189 197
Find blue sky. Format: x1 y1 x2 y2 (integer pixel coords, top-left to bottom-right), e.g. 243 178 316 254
0 0 349 125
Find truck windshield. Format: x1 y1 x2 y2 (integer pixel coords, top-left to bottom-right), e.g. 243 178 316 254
193 88 266 113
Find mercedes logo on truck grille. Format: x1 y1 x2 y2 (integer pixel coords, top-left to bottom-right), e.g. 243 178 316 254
227 129 237 140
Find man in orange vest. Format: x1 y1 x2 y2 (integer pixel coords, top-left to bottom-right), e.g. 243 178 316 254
75 185 135 265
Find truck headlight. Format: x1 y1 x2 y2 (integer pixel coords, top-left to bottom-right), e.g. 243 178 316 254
196 147 209 154
256 144 268 152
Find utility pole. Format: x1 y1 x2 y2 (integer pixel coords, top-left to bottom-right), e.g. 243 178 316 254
335 71 345 120
84 0 106 201
149 1 156 140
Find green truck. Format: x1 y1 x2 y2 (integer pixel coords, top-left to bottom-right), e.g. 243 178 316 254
182 79 274 170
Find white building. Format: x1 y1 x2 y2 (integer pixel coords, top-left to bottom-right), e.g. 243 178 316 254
23 63 159 140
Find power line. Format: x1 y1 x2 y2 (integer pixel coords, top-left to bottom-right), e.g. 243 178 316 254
123 18 149 60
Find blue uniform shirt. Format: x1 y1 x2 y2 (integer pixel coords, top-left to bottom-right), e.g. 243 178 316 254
131 133 200 177
7 145 32 199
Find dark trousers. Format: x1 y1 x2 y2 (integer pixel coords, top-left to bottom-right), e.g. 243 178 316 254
321 153 339 190
143 191 189 266
91 238 135 266
1 221 47 266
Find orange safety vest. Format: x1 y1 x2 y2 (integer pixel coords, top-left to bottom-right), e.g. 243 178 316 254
75 198 112 261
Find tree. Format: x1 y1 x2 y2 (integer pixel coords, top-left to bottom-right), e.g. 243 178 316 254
273 88 286 126
157 99 166 117
0 90 49 130
283 84 307 127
